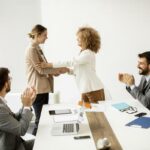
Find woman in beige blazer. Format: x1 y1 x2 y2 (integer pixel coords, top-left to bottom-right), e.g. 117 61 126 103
25 24 68 135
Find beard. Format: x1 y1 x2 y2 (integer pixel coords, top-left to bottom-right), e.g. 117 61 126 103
138 67 149 75
6 84 10 93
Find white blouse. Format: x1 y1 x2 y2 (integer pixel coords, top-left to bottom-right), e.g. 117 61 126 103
53 49 104 93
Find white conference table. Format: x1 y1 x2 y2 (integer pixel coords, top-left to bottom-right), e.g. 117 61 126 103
104 99 150 150
33 99 150 150
33 104 96 150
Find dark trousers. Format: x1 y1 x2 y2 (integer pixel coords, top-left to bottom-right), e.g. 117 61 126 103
24 139 34 150
32 93 49 135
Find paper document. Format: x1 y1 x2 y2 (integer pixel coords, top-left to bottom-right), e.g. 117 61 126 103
53 114 79 123
112 102 130 111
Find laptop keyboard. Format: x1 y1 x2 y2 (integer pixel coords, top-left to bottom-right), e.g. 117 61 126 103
63 124 74 133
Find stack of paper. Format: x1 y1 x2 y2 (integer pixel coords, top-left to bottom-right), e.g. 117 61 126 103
53 114 79 123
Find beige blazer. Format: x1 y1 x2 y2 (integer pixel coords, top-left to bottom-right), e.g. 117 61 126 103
25 42 57 94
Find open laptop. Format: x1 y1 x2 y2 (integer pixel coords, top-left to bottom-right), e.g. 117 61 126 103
51 108 84 136
51 122 80 136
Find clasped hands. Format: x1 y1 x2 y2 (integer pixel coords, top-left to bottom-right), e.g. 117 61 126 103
37 62 70 76
118 73 135 86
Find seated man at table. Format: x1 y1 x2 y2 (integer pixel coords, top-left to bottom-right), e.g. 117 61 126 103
0 67 36 150
118 51 150 110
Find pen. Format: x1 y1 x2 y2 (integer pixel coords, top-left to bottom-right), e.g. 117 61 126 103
74 135 91 139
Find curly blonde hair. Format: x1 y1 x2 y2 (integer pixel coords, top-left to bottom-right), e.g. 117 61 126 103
77 27 101 53
28 24 47 39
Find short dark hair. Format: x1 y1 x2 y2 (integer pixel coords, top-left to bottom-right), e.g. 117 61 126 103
0 68 9 91
138 51 150 64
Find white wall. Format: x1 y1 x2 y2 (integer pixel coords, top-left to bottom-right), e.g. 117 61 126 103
41 0 150 102
1 0 150 103
0 0 41 92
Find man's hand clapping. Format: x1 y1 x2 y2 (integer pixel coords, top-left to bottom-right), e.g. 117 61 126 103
118 73 135 86
21 87 36 107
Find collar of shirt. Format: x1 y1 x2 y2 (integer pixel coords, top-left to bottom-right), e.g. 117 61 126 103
0 96 7 104
144 75 150 82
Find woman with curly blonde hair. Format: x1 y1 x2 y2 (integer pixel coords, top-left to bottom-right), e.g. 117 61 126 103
39 26 105 104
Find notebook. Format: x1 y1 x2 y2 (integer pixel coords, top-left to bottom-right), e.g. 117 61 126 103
125 117 150 129
112 102 130 111
51 123 80 136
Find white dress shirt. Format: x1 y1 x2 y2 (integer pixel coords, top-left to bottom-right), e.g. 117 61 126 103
145 75 150 82
53 49 104 93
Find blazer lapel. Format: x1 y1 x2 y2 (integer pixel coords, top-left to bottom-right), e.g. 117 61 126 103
143 79 150 94
36 46 47 63
35 45 54 92
37 46 54 92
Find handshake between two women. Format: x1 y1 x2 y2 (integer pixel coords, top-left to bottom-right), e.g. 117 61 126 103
37 62 70 76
